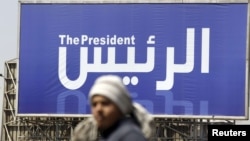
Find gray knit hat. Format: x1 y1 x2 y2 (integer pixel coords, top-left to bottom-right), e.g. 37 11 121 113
89 74 133 115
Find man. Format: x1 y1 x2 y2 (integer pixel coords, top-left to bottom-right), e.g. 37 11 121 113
71 74 153 141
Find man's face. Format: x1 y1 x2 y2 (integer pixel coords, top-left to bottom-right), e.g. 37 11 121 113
91 95 123 130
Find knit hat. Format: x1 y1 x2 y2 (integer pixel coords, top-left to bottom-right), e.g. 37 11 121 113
89 74 133 115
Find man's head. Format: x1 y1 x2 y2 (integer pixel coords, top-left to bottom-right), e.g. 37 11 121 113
91 95 122 130
89 75 133 130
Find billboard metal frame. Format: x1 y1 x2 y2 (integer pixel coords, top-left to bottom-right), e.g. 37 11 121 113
16 0 250 119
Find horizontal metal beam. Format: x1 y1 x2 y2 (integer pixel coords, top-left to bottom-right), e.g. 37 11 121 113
19 0 249 4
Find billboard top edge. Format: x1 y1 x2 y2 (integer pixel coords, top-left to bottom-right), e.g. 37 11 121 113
18 0 249 4
15 113 248 120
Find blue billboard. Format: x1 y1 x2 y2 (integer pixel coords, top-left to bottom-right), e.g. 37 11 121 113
18 3 248 118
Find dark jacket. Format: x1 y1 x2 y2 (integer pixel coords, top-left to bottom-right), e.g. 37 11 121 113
99 117 147 141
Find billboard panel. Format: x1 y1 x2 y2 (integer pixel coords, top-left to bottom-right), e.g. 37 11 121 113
17 2 249 118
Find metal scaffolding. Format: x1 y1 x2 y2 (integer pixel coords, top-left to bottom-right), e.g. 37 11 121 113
1 59 234 141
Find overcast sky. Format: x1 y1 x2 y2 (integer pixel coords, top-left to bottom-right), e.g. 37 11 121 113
0 0 18 73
